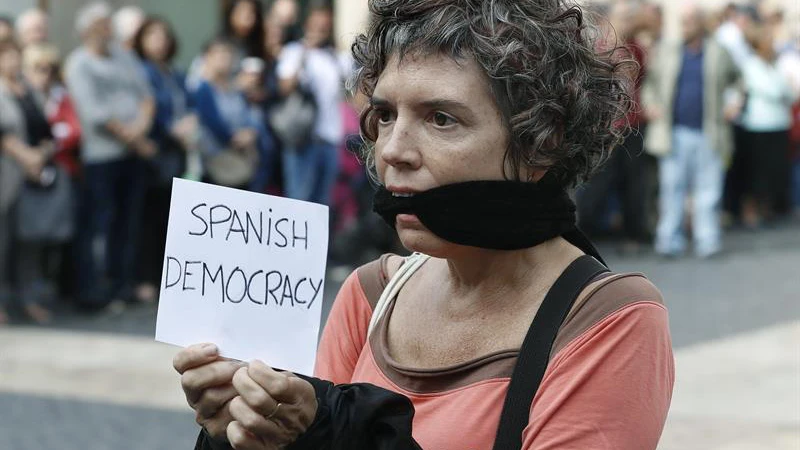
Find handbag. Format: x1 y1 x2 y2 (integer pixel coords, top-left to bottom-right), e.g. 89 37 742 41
16 164 75 243
205 146 259 188
268 85 317 149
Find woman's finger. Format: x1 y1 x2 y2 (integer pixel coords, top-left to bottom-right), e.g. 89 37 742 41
182 360 245 405
173 343 219 374
246 360 295 403
227 421 279 450
233 366 280 417
229 396 295 444
195 384 238 420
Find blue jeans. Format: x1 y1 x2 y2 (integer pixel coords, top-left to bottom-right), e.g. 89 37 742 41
655 126 723 257
76 157 147 306
282 140 339 206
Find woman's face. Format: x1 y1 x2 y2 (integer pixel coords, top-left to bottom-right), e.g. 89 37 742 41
372 52 509 255
0 48 21 80
206 44 234 78
24 59 54 91
231 0 257 38
142 22 171 63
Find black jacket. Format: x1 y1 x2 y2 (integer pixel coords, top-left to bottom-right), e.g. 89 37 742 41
194 375 422 450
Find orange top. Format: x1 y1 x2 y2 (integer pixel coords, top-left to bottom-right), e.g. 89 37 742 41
315 258 675 450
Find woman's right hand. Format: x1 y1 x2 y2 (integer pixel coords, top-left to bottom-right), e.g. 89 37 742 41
173 343 247 441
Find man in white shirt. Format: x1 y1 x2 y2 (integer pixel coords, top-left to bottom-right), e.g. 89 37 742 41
276 5 344 206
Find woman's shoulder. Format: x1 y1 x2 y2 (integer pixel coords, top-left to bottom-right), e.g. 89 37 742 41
552 272 666 358
353 253 405 310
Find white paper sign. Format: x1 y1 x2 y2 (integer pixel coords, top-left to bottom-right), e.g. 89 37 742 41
155 179 329 376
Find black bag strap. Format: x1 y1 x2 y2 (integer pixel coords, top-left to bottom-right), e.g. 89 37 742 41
492 255 609 450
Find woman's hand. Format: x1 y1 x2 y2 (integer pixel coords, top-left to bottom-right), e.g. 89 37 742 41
232 128 258 151
173 343 246 442
227 360 317 449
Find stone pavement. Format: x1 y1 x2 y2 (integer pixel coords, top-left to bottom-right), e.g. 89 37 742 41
0 224 798 450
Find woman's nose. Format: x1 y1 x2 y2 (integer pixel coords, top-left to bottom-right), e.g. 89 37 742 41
379 116 422 171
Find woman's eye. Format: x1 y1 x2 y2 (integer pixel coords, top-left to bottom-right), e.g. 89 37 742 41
431 112 457 127
376 109 394 124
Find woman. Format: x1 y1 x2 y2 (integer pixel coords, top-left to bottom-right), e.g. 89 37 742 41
187 0 267 90
740 25 796 226
0 39 59 324
132 16 200 303
22 43 81 306
175 1 674 449
193 37 275 192
223 0 267 62
274 4 344 206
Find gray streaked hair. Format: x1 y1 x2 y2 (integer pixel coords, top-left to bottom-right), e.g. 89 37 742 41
352 0 635 187
15 8 47 34
75 1 112 35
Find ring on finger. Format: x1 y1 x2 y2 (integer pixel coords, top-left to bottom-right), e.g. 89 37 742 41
266 402 282 420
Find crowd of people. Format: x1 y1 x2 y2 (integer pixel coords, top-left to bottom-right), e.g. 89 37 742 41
0 0 797 325
0 0 392 325
577 1 800 258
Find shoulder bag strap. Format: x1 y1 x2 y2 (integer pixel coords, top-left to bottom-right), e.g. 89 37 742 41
492 255 609 450
367 253 430 338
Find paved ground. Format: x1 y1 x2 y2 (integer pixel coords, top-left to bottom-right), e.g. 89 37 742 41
1 223 798 450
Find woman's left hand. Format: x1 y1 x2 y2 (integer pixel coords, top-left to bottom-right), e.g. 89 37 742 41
228 360 318 449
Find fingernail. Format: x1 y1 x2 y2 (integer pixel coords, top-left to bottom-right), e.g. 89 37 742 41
202 344 218 356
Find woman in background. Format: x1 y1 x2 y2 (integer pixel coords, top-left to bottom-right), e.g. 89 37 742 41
132 16 200 303
193 37 275 192
0 40 58 324
740 25 796 226
187 0 267 90
23 43 81 307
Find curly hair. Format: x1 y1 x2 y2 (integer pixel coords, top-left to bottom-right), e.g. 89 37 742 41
351 0 635 187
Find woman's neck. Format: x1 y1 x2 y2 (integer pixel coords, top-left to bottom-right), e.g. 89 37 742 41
441 237 583 311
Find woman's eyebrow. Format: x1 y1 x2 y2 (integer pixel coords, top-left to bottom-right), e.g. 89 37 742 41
369 96 391 107
418 98 471 112
370 96 471 111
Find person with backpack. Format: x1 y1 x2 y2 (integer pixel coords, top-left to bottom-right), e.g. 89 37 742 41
273 4 344 206
174 1 675 449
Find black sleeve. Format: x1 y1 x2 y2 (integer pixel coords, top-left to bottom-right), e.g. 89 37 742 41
194 430 232 450
193 376 422 450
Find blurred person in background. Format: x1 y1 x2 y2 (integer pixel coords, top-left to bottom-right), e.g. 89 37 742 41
277 3 343 206
0 40 59 324
738 25 795 227
193 37 275 191
266 0 302 49
14 8 48 48
643 3 739 259
716 4 758 70
638 2 663 52
112 5 146 52
716 4 758 222
775 19 800 216
224 0 268 62
188 0 267 90
132 16 200 304
0 17 13 42
24 44 81 178
578 1 653 255
65 1 156 310
23 43 82 305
